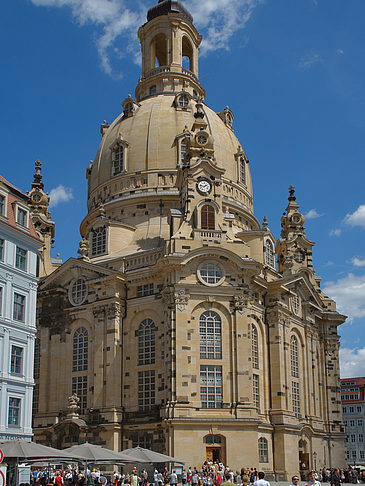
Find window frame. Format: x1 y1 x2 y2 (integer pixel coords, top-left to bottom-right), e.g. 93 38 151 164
199 311 222 360
0 238 4 262
72 327 89 372
253 374 260 409
138 370 155 411
264 239 275 268
292 381 300 418
69 278 88 306
251 324 259 370
0 190 8 218
258 437 269 463
200 365 223 409
290 335 299 378
10 345 24 375
197 261 225 287
72 375 88 414
138 318 156 366
200 204 216 230
91 226 107 256
15 203 29 228
8 396 21 427
15 246 27 272
13 291 26 322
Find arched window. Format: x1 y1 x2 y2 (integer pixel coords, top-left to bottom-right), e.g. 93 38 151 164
201 204 215 230
200 311 222 359
73 328 88 372
239 157 246 184
180 139 187 163
138 318 156 365
251 325 259 370
178 94 189 108
182 36 193 71
92 227 106 255
290 336 299 378
265 240 275 267
113 145 124 175
258 438 268 463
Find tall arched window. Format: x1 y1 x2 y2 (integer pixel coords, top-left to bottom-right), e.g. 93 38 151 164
290 336 299 378
258 437 268 463
201 204 215 230
239 157 246 184
113 145 124 174
265 240 275 267
73 328 88 372
92 227 106 256
200 311 222 359
251 325 259 370
180 139 187 163
138 318 156 365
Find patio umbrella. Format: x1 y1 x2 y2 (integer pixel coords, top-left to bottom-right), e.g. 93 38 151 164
119 447 184 464
0 439 78 461
62 443 132 462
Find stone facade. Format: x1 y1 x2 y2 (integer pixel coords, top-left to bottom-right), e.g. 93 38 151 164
32 0 346 479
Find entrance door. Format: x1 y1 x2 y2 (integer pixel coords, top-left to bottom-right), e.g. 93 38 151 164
206 447 221 462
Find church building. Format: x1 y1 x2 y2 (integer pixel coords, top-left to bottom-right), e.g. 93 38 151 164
31 0 346 478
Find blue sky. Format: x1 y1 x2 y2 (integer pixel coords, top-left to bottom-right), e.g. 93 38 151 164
1 0 365 377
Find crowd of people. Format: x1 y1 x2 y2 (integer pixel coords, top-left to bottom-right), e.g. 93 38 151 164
27 463 365 486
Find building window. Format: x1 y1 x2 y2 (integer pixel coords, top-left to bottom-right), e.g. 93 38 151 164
200 365 222 409
178 94 189 108
132 433 152 450
199 311 222 359
204 435 222 444
138 319 156 365
113 145 124 175
70 279 87 306
33 383 39 414
149 85 157 95
351 434 356 443
15 247 27 271
357 406 362 413
360 451 365 460
72 376 88 414
350 420 355 427
352 451 357 459
137 283 154 297
290 336 299 378
17 207 27 227
251 325 259 370
201 204 215 230
346 451 350 460
359 434 363 442
0 194 5 215
73 328 88 372
34 338 40 379
344 420 348 426
10 345 23 374
349 406 354 413
239 157 246 185
91 227 107 255
343 407 347 413
0 238 4 261
358 419 363 426
258 438 268 463
291 293 301 315
198 262 224 286
253 374 260 409
13 293 25 322
138 370 155 410
292 381 300 418
123 102 133 116
8 397 21 426
180 139 187 163
264 240 275 267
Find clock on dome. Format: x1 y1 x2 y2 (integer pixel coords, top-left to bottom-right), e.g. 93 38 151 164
197 179 212 194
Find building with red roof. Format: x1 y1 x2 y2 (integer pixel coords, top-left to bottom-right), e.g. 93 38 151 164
341 377 365 465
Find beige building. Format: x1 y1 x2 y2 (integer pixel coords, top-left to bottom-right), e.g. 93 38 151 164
32 0 346 479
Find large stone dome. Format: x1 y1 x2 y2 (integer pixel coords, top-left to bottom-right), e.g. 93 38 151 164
87 94 253 212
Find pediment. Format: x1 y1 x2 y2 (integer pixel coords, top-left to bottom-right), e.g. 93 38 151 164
189 157 225 178
39 257 124 291
282 273 323 309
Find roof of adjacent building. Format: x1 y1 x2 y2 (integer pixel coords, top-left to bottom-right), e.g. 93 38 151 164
341 377 365 404
0 175 42 243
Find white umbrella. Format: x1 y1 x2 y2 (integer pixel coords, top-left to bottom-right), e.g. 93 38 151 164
119 447 184 464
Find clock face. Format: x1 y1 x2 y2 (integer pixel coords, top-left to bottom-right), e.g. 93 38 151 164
32 193 41 202
197 180 211 194
197 134 208 145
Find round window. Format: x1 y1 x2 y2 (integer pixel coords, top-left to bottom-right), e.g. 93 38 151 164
69 278 87 306
198 262 225 286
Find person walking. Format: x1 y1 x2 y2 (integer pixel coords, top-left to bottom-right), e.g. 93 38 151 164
253 472 270 486
305 471 321 486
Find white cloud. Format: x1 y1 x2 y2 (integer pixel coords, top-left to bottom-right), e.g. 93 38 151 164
340 347 365 378
305 208 323 219
329 228 341 237
28 0 263 75
352 257 365 267
323 273 365 321
337 48 344 55
298 51 323 70
344 204 365 229
49 184 73 207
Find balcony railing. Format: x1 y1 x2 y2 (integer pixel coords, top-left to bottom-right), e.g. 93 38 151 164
143 66 198 82
194 229 225 242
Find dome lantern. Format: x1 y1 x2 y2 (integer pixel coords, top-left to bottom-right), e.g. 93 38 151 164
136 0 204 101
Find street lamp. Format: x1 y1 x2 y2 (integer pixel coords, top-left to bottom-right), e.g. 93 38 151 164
313 451 317 471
